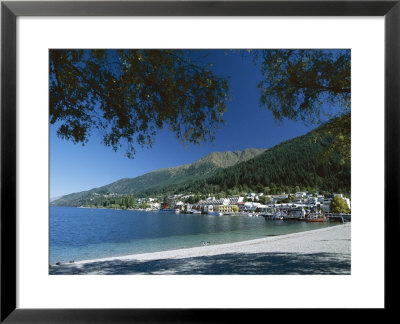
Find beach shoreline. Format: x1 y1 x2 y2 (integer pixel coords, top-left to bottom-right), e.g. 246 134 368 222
50 223 351 275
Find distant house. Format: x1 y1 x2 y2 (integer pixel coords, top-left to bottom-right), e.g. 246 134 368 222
246 193 258 201
150 202 161 210
229 196 244 204
181 194 194 200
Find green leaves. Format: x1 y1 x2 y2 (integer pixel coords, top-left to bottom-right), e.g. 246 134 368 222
256 49 351 163
50 50 229 158
329 195 350 213
257 49 350 124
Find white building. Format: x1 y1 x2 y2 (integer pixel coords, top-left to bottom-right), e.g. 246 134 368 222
229 196 244 204
244 202 262 211
150 202 161 210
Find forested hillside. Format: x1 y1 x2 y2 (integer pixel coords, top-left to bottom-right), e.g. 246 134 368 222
142 118 351 196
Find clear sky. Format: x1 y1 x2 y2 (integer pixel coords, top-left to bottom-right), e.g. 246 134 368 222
50 50 317 198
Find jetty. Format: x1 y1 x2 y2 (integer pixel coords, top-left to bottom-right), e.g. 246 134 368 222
260 209 351 223
325 213 351 223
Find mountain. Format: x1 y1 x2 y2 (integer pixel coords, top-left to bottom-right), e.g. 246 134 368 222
171 118 351 196
50 195 64 202
51 148 266 206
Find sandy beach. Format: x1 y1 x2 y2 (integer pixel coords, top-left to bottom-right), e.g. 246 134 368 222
50 223 351 275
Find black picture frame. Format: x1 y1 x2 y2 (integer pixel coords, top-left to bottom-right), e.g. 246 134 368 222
1 0 398 322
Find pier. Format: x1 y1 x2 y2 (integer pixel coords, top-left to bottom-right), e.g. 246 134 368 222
326 213 351 223
261 212 351 223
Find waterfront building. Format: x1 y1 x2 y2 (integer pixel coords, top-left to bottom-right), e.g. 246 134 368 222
201 205 214 213
323 198 333 212
244 201 262 211
199 197 243 206
214 205 239 213
234 202 246 212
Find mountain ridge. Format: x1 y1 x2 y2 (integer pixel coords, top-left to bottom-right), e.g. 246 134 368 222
51 148 266 206
162 118 351 196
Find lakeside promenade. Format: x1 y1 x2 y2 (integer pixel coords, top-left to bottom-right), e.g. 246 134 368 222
50 223 351 275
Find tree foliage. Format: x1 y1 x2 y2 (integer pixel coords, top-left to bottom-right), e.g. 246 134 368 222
317 112 351 163
50 50 229 158
255 49 351 162
81 194 137 209
257 49 350 124
329 196 350 213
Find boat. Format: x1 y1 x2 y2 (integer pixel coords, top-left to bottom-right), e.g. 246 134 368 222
208 211 223 216
159 208 180 214
287 207 306 220
260 212 275 220
307 213 326 222
308 217 325 222
273 210 287 220
191 210 201 214
248 212 259 217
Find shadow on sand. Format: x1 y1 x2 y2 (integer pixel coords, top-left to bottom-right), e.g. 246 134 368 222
49 252 350 275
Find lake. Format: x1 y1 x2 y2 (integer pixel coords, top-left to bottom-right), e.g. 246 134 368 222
50 206 337 264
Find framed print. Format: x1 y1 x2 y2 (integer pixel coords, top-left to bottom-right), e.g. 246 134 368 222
1 0 398 321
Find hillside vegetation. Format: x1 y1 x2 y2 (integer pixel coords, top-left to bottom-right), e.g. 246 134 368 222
141 117 351 197
51 148 265 206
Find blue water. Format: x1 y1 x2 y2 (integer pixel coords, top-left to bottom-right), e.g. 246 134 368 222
50 206 337 264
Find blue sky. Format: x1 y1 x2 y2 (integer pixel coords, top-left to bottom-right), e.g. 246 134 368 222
50 50 317 197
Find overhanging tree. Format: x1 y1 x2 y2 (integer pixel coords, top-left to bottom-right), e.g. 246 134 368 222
257 49 350 123
50 49 351 164
256 49 351 161
50 49 229 158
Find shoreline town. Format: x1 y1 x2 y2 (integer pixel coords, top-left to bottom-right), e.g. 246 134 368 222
82 191 352 223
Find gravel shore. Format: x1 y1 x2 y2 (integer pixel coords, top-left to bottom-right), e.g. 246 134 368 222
50 223 351 275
